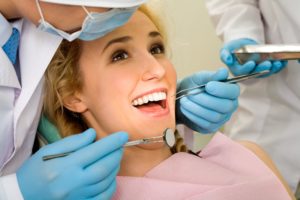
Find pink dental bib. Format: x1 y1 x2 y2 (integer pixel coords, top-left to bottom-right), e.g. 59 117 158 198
113 133 290 200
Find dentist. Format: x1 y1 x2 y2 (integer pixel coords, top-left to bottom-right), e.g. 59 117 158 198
0 0 239 199
0 0 145 199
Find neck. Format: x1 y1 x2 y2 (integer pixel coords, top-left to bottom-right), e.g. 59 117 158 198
119 144 172 177
0 0 21 20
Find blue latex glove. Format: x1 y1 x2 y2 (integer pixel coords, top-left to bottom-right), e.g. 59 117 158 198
176 68 240 133
17 128 128 200
221 38 287 77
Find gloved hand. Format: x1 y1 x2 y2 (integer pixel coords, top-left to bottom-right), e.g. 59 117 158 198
17 128 128 200
176 68 240 133
221 38 287 77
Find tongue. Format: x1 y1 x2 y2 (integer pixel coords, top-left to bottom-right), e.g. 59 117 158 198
137 102 163 112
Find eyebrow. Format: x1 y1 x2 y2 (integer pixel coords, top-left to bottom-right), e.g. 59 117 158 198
103 36 132 51
149 31 162 38
103 31 162 51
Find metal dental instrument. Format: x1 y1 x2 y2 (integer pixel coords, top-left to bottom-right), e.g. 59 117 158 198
124 128 175 148
42 128 175 161
234 44 300 65
42 152 74 161
175 70 270 100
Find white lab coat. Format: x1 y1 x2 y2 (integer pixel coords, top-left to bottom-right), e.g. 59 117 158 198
0 18 62 199
205 0 300 192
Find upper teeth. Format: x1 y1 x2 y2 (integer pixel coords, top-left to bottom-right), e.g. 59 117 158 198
132 92 167 106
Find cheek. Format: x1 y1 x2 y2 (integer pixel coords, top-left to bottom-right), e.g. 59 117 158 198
109 69 140 93
81 69 139 129
164 62 177 89
80 66 109 109
165 63 177 116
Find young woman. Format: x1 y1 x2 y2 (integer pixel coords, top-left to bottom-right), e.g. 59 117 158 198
43 4 294 200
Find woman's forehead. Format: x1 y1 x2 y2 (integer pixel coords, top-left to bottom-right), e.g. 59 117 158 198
115 10 158 33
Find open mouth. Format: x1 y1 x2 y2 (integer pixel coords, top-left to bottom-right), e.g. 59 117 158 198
132 91 167 112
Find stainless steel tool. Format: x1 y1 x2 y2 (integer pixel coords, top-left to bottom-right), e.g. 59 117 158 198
124 128 175 148
234 44 300 64
175 70 270 100
42 128 175 161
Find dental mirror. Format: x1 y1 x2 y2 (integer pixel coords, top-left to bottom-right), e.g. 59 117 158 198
164 128 176 148
124 128 175 148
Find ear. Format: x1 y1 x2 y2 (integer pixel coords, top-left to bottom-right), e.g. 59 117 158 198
63 92 87 113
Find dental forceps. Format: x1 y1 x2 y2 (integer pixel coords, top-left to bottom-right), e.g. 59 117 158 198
175 70 270 100
42 128 175 161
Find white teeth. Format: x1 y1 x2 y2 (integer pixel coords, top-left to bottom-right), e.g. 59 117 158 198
148 94 154 101
132 92 167 106
142 96 149 104
153 93 159 101
138 98 143 105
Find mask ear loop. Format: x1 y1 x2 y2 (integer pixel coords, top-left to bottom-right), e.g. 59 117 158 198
35 0 46 23
82 6 95 20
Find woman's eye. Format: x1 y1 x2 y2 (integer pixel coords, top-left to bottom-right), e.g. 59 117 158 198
112 50 129 62
150 44 165 55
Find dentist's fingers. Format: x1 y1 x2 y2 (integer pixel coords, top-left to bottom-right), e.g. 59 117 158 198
181 92 238 114
220 38 258 76
187 68 229 87
180 98 229 123
40 128 96 156
205 81 240 100
179 108 215 131
179 105 232 132
231 60 256 76
270 60 288 74
66 167 119 199
68 132 128 167
176 68 239 134
83 148 123 185
253 60 287 78
220 48 234 65
253 60 272 73
210 68 229 81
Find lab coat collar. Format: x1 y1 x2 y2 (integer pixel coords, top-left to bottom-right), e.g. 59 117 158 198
0 18 23 89
14 19 62 124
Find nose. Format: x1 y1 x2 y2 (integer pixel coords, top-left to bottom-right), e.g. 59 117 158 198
141 54 166 81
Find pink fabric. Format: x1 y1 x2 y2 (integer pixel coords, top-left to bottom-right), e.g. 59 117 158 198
113 133 290 200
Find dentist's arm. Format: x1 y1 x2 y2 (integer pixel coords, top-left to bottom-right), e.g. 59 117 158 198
176 68 240 133
204 0 265 44
1 129 128 200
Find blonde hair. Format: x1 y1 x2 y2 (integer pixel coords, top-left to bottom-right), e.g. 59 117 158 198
44 39 88 137
43 5 187 153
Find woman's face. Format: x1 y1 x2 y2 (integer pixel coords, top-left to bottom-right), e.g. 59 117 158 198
76 10 177 144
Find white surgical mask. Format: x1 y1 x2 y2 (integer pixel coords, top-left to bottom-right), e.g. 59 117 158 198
35 0 138 41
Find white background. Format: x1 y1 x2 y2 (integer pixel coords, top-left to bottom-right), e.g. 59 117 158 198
149 0 223 79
